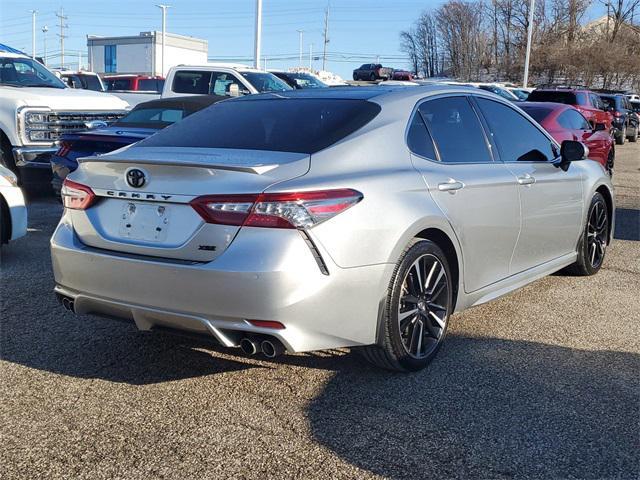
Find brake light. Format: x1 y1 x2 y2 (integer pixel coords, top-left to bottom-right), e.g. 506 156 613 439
61 179 97 210
56 140 73 157
614 111 622 117
190 189 363 229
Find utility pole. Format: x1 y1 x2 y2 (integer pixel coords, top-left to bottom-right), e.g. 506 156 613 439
309 43 313 70
522 0 535 87
156 5 171 77
322 5 329 71
30 10 37 59
42 26 48 65
56 8 68 69
254 0 263 69
296 29 304 67
78 50 82 71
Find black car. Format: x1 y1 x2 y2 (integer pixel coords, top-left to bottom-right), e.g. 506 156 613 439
599 93 639 144
352 63 393 81
51 95 226 195
271 71 328 89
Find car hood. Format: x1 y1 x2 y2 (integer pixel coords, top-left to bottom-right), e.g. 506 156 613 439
0 85 129 110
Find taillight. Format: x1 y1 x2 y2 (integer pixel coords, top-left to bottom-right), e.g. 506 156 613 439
614 111 622 117
61 179 97 210
190 189 362 229
56 140 73 157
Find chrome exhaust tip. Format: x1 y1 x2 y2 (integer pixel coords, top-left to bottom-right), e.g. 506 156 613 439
61 296 75 313
239 337 260 356
261 339 284 359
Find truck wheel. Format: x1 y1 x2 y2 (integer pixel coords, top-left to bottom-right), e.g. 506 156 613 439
0 135 18 174
615 126 626 145
628 127 638 143
353 73 358 81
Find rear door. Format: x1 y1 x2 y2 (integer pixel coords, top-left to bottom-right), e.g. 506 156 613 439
409 95 521 293
474 97 583 272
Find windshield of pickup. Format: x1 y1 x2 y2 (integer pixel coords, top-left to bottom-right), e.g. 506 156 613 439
0 56 66 88
240 71 292 93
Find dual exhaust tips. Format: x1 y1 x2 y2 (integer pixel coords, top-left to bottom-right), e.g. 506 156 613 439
239 336 285 358
58 294 75 313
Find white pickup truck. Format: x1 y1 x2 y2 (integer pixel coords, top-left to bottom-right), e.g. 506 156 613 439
0 45 128 182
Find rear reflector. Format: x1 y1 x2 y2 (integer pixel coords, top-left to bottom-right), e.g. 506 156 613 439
247 320 286 330
61 179 97 210
190 189 363 229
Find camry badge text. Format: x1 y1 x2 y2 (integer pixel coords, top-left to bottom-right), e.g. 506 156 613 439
106 191 172 201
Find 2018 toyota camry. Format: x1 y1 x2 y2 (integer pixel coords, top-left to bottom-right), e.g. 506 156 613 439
51 86 614 372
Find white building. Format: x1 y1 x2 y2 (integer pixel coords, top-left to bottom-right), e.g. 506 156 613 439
87 31 208 77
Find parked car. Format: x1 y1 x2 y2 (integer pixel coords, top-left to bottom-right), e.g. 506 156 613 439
392 69 413 81
626 94 640 102
52 86 614 372
104 75 165 92
519 102 615 174
270 71 328 89
163 64 291 98
352 63 393 81
507 87 532 100
0 164 27 245
527 87 613 133
0 43 128 186
476 84 519 101
598 93 639 144
50 95 226 195
58 70 106 92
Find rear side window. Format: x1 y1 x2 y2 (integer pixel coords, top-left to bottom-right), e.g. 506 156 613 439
528 90 577 105
138 98 382 154
172 71 212 94
476 98 556 162
407 113 436 159
418 96 492 163
557 110 590 130
106 78 132 90
138 79 161 91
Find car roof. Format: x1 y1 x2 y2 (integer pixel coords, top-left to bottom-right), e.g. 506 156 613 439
519 101 571 112
132 95 227 112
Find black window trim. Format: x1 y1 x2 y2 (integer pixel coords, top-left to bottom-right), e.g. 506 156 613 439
471 94 561 164
405 93 497 165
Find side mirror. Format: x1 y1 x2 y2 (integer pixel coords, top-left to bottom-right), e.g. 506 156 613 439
228 83 240 97
556 140 587 171
594 123 606 132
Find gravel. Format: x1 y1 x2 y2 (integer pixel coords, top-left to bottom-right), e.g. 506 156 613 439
1 143 638 480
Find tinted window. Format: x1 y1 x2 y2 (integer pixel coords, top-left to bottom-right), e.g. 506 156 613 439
476 98 555 162
528 90 577 105
557 110 590 130
519 105 553 124
418 96 492 163
106 78 133 91
240 72 291 93
407 113 436 159
172 71 211 94
138 79 161 92
115 107 185 127
210 72 243 95
139 98 381 154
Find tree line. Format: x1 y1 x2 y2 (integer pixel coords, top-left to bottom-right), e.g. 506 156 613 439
400 0 640 90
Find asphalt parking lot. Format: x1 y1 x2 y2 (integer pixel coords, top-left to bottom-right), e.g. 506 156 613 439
1 144 639 479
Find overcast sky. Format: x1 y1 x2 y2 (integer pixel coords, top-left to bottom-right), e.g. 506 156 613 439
0 0 606 78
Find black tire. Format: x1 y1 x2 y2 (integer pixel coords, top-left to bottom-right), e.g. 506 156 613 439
369 72 376 81
360 239 453 372
353 73 358 81
628 126 638 143
564 192 609 276
0 134 18 174
615 126 626 145
606 148 614 176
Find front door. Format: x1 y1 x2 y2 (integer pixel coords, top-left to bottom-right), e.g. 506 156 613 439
475 97 584 273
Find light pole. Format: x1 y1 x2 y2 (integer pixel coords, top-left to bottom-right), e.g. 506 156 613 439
523 0 535 87
296 29 304 67
156 4 171 76
254 0 263 69
309 43 313 70
42 26 48 65
30 10 37 59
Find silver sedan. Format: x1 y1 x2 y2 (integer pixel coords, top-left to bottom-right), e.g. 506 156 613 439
51 86 614 372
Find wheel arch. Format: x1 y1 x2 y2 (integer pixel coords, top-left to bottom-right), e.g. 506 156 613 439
0 194 11 244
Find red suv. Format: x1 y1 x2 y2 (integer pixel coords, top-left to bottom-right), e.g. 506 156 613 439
103 75 165 92
527 88 613 133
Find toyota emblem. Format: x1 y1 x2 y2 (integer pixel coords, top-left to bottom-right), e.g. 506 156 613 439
125 168 146 188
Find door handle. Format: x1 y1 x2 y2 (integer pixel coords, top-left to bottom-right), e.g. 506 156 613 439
517 174 536 185
438 180 465 192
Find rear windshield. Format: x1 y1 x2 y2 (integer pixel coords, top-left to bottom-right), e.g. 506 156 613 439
138 98 381 154
106 78 132 90
114 107 185 128
527 90 577 105
519 105 553 123
138 78 163 92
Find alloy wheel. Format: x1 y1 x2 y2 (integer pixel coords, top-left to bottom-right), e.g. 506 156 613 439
587 201 608 269
398 254 449 359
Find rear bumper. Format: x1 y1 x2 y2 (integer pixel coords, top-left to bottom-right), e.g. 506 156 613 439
51 217 392 353
13 146 57 169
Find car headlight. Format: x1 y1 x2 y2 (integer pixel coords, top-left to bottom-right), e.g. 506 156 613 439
26 112 49 124
1 169 18 186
